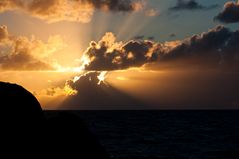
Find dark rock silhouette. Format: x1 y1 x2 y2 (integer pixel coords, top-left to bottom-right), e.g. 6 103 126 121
45 112 110 159
0 81 43 123
0 81 109 159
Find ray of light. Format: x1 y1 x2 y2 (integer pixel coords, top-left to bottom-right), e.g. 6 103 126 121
91 11 113 41
115 12 156 41
124 16 156 40
115 12 141 40
107 70 163 107
97 71 108 85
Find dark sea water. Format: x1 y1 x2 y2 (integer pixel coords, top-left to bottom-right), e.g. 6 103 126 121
49 111 239 159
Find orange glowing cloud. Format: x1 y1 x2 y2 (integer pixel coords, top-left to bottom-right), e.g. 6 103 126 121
0 0 146 23
0 25 67 70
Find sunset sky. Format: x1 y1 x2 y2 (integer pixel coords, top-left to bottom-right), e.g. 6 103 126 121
0 0 239 109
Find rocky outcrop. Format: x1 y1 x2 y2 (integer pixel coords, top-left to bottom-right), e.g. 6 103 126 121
0 82 43 123
0 81 109 159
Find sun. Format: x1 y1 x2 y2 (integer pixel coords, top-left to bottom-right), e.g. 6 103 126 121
97 71 108 85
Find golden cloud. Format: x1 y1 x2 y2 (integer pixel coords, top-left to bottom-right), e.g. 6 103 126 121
0 0 145 23
0 25 67 70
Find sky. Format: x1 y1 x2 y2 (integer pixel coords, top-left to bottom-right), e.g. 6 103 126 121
0 0 239 109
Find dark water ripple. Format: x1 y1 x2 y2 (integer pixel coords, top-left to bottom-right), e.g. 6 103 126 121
59 111 239 159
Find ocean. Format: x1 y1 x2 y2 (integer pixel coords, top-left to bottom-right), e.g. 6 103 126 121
47 111 239 159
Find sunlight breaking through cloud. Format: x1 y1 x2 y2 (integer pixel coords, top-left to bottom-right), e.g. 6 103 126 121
97 71 108 85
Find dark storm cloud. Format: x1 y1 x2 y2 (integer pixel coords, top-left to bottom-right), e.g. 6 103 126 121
82 26 239 71
160 25 239 67
62 26 239 109
169 0 218 11
215 1 239 23
83 33 159 71
67 72 104 91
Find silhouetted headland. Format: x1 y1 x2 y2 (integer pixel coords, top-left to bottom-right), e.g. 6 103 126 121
0 81 43 123
0 81 109 159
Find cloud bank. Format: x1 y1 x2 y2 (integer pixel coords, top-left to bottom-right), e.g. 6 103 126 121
0 0 145 23
160 26 239 66
2 24 238 71
215 1 239 23
81 32 159 70
81 26 239 71
0 25 66 70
